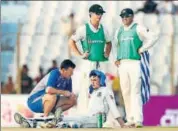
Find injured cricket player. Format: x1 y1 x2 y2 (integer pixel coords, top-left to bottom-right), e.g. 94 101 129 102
52 70 128 128
14 70 129 128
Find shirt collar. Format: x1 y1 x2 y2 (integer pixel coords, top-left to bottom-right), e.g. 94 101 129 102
123 21 135 30
88 21 101 31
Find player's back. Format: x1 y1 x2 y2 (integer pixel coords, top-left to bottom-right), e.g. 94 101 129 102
28 73 50 97
28 69 60 97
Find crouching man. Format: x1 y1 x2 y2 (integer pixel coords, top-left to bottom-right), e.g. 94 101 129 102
14 59 77 128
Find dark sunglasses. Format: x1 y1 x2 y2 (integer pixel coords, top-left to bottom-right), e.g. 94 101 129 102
121 14 133 18
95 12 103 15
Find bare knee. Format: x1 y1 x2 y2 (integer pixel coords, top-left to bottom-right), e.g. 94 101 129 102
43 94 57 104
69 96 77 106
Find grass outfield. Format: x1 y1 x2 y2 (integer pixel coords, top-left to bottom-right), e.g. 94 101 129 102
2 127 178 131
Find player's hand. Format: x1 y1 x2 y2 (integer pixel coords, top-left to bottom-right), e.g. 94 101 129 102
138 48 142 54
70 93 77 99
104 52 109 58
117 117 128 128
81 52 89 59
63 91 71 97
70 93 77 105
115 60 120 67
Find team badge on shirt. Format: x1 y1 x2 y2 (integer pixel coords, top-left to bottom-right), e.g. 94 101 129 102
97 92 102 97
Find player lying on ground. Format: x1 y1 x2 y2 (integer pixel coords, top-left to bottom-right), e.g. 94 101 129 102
14 59 77 127
49 70 131 128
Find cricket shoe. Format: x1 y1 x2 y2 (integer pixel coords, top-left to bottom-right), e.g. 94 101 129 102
40 122 56 128
41 107 63 128
135 122 143 128
14 112 31 128
124 121 135 127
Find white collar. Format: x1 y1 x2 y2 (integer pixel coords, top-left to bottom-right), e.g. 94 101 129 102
88 21 101 32
123 22 135 30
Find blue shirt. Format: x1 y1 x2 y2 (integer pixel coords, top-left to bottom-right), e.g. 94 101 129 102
29 69 72 98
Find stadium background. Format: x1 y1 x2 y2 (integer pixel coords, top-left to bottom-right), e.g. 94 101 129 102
1 0 178 130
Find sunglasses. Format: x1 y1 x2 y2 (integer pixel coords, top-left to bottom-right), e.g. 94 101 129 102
120 14 133 18
95 12 103 15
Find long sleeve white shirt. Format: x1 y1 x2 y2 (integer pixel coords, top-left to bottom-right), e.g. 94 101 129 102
88 86 121 119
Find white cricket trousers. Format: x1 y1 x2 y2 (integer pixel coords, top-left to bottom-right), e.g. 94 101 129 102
117 59 143 123
60 115 98 128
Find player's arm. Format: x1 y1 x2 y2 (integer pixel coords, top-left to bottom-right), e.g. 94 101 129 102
46 87 71 97
113 29 120 67
69 25 89 58
69 39 82 56
105 88 125 127
104 28 112 58
137 25 159 54
105 42 112 58
45 70 71 97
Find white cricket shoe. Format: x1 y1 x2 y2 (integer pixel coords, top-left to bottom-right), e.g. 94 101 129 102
135 122 143 128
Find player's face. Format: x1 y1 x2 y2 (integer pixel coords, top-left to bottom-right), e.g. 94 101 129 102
63 67 74 78
91 12 103 22
122 16 133 26
90 76 100 89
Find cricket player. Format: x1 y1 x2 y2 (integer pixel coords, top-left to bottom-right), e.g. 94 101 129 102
68 4 112 114
50 70 130 128
69 4 112 72
114 8 158 127
27 59 77 125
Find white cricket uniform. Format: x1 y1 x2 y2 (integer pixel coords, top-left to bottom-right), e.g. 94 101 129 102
71 21 112 114
88 86 121 119
60 86 121 128
113 22 158 123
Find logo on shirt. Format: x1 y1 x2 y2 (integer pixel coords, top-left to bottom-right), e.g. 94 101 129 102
97 92 102 97
87 39 104 44
121 37 134 42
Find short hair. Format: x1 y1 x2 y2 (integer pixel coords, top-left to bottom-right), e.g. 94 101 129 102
60 59 76 69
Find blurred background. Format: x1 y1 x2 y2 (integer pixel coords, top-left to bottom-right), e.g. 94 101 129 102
1 0 178 127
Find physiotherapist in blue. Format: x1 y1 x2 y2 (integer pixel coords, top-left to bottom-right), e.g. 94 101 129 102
27 59 76 126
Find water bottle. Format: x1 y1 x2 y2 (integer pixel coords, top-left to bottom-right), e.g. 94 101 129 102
97 112 103 128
